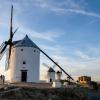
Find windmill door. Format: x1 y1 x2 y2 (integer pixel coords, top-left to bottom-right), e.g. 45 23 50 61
21 70 27 82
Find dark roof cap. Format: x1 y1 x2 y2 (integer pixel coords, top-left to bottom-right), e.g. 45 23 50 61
48 67 55 72
56 71 62 74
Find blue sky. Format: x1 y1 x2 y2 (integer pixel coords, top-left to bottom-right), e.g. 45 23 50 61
0 0 100 81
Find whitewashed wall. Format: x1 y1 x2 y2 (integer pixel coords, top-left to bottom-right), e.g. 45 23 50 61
56 72 62 81
5 47 40 83
47 72 55 82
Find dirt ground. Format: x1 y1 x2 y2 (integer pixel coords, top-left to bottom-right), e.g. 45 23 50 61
0 83 99 100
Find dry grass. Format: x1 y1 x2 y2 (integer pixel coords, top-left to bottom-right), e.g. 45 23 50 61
0 84 89 100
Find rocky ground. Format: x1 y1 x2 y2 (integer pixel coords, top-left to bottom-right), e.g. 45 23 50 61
0 83 99 100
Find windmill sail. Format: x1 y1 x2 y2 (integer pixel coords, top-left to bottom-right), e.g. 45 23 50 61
0 42 8 55
7 5 13 68
5 49 9 70
0 42 6 52
42 63 50 69
0 5 17 70
0 46 7 60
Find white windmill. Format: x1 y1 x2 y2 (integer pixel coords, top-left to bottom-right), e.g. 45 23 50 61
0 6 40 83
51 62 62 81
43 63 55 82
56 70 62 81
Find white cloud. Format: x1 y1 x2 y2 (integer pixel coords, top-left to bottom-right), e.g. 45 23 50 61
0 0 100 19
44 4 100 18
65 9 100 18
88 19 98 25
19 26 64 42
32 0 100 18
0 18 65 42
76 50 89 59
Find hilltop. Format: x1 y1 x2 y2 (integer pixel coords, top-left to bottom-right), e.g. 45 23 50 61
0 83 91 100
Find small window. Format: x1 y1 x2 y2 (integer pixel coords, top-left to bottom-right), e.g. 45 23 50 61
23 61 26 64
21 49 23 51
34 50 36 52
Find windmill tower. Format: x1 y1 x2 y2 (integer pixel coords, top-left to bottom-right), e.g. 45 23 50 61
43 63 55 82
52 62 62 81
56 71 62 81
6 35 40 83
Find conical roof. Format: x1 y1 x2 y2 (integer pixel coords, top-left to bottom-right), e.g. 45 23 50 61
56 71 62 73
48 67 55 72
13 35 37 48
56 71 62 75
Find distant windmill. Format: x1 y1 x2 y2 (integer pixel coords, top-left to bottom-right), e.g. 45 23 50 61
43 63 55 82
44 62 62 81
54 63 62 81
56 70 62 81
